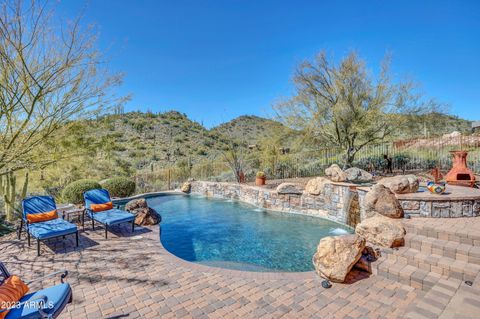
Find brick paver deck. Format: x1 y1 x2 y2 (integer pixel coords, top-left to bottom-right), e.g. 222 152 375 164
1 223 420 319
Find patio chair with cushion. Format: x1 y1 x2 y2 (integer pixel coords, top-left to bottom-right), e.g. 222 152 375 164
20 196 79 256
83 189 135 239
0 261 72 319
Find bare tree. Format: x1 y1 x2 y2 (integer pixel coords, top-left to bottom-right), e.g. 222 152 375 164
274 51 440 167
0 0 127 175
220 140 246 183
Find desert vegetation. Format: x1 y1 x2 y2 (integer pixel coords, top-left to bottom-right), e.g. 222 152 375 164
0 0 477 230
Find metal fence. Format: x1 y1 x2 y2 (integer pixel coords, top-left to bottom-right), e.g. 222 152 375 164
133 134 480 191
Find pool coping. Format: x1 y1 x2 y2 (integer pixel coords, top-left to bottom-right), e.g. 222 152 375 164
116 190 321 280
155 228 317 281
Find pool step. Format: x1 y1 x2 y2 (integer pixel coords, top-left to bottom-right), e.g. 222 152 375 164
404 233 480 265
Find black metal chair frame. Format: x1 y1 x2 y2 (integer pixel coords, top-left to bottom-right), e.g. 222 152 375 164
17 217 79 256
83 205 135 239
0 262 72 319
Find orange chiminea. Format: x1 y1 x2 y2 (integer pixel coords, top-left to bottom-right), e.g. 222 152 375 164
445 150 476 187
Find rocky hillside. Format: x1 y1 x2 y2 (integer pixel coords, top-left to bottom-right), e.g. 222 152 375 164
392 112 472 139
25 109 475 196
81 111 228 168
211 115 291 143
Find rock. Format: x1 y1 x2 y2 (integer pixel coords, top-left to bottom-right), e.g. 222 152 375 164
125 198 148 211
276 183 303 195
133 207 161 226
325 164 347 182
377 175 419 194
125 198 160 226
344 167 373 183
356 214 406 248
305 177 330 195
364 184 404 218
312 234 366 283
354 255 371 273
181 182 191 193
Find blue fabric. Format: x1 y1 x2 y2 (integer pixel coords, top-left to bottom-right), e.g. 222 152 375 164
22 196 56 221
6 283 71 319
90 209 135 226
84 189 134 226
83 189 111 210
28 218 77 240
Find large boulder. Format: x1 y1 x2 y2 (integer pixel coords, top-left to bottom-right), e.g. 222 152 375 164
125 198 160 226
364 184 404 218
356 214 406 248
181 182 191 193
125 198 148 211
312 234 366 283
305 177 330 195
325 164 347 182
344 167 373 183
276 183 303 195
377 175 419 194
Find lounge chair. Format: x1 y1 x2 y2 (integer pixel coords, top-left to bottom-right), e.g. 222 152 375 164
0 261 72 319
21 196 78 256
83 189 135 239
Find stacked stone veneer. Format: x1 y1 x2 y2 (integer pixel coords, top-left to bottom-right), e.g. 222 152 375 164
191 181 480 221
191 181 368 226
399 199 480 218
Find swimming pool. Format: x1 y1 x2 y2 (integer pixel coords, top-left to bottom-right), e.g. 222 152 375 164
146 194 353 272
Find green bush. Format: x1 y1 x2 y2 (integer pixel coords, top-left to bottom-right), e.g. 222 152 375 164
62 179 102 204
100 177 136 198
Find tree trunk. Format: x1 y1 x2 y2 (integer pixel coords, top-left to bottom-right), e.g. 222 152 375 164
344 148 356 169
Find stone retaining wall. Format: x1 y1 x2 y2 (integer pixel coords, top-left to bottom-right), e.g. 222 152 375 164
399 199 480 218
191 181 480 222
191 181 366 227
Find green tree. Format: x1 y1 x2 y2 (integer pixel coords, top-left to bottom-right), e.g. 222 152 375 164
274 51 439 167
0 0 127 176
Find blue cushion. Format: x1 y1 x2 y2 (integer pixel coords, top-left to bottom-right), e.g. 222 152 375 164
22 196 56 220
28 219 77 240
91 209 134 226
83 189 112 211
6 283 71 319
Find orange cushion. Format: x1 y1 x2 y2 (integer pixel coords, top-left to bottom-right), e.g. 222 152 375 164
26 210 58 224
90 202 113 212
0 275 29 319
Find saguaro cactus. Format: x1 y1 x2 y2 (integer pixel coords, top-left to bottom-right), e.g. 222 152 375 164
1 171 29 221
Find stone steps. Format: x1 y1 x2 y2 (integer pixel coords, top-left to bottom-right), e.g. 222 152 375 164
404 233 480 265
371 220 480 296
383 246 480 281
403 221 480 246
403 276 464 319
373 257 445 291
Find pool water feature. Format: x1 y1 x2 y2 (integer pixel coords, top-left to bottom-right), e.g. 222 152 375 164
147 194 353 272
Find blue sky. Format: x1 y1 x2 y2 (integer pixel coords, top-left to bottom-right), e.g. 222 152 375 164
57 0 480 127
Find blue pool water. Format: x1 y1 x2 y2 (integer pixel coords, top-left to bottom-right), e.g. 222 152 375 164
146 195 353 272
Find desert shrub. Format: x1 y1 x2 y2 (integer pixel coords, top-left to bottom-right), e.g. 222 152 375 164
62 179 101 204
100 177 136 198
353 156 383 171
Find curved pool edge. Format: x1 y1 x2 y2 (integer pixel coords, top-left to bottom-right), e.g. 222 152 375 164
113 190 340 279
112 190 186 203
155 228 317 281
114 190 354 231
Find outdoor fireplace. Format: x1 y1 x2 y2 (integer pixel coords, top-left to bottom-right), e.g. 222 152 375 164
445 150 476 187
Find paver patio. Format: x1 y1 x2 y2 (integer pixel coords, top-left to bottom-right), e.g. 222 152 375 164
1 216 479 318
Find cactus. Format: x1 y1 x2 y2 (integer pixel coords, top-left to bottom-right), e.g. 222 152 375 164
0 171 29 221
